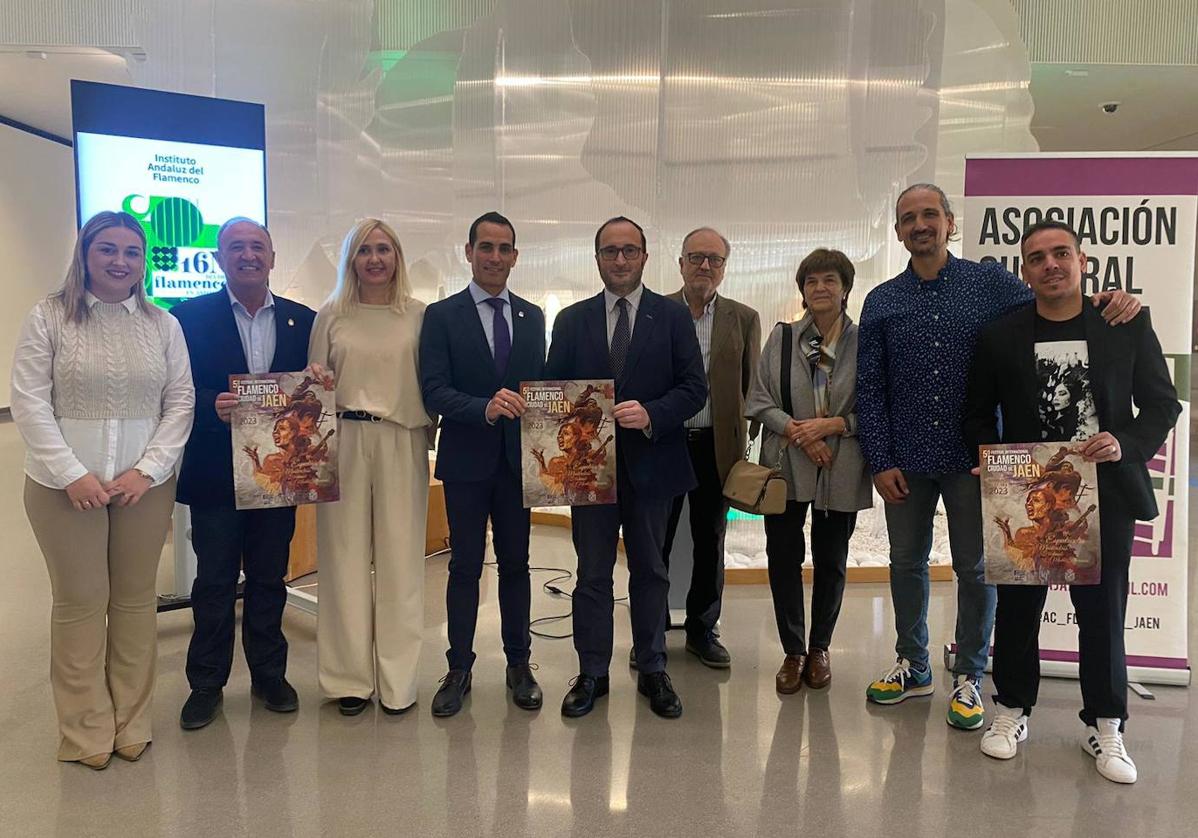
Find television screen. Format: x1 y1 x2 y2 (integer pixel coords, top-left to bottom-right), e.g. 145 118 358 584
71 80 266 307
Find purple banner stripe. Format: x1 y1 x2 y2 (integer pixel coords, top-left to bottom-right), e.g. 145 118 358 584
966 157 1198 197
1040 649 1189 669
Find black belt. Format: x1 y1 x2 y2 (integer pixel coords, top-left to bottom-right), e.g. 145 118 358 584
686 427 714 440
338 410 384 423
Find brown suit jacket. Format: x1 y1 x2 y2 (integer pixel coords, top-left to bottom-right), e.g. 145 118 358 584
668 289 762 483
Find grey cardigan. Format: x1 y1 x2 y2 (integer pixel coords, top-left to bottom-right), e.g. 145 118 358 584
744 314 873 512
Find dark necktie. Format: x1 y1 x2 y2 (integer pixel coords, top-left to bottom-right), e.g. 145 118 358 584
484 297 510 374
610 297 630 379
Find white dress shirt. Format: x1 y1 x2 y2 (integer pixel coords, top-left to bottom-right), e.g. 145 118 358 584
11 294 195 489
684 293 717 429
227 284 276 374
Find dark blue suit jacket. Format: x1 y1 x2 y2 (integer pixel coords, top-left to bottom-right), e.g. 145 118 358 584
544 286 707 500
172 290 316 508
420 287 546 482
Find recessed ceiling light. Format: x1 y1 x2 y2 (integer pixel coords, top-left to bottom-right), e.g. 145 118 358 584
1064 69 1089 78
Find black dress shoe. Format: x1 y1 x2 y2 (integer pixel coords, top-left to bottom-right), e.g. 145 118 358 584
252 677 299 712
180 689 223 730
637 671 683 718
431 670 471 717
338 697 371 716
685 632 732 669
506 664 543 710
561 674 609 718
381 701 414 716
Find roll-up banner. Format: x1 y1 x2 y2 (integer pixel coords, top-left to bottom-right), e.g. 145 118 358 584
964 153 1195 687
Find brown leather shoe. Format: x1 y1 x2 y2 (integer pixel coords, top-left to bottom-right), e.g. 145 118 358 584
804 648 832 689
775 654 806 694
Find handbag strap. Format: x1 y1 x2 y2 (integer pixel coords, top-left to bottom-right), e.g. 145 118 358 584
780 322 793 417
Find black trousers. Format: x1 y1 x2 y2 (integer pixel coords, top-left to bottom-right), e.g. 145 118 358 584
662 429 728 639
186 504 297 690
992 508 1136 726
764 501 856 656
442 456 532 672
571 459 672 676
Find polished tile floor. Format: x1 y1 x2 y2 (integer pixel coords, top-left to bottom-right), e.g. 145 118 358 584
1 420 1196 837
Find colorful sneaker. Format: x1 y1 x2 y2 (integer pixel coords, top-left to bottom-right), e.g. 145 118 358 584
947 674 986 730
1082 719 1137 784
866 658 934 705
980 705 1027 759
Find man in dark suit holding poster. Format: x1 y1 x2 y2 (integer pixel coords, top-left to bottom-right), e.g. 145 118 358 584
545 216 707 719
420 212 546 717
964 220 1180 783
173 218 316 730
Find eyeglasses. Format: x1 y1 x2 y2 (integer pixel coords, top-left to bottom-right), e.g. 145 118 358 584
684 252 726 269
597 245 644 261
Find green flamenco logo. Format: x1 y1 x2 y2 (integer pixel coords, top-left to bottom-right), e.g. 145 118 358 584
123 195 223 308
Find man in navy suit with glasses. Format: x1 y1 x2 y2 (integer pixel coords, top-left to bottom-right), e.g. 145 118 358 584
545 216 707 719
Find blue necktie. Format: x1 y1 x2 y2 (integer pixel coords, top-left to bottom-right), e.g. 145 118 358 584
485 297 510 375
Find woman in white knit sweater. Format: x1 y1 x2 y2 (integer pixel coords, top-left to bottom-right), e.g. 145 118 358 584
11 211 194 769
309 218 432 716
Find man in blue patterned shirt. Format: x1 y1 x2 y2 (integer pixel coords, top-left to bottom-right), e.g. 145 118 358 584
856 183 1139 730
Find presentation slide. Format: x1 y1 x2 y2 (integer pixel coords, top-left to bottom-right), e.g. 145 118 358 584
71 80 266 307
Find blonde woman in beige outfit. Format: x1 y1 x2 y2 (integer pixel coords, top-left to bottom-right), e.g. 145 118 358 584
12 211 194 769
310 218 433 716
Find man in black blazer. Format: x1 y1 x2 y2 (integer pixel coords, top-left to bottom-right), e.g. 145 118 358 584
420 212 546 717
546 216 707 719
172 218 317 730
964 220 1180 783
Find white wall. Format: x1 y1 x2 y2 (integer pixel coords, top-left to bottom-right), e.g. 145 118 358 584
0 124 77 408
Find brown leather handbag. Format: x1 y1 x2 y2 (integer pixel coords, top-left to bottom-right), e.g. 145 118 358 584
722 323 792 516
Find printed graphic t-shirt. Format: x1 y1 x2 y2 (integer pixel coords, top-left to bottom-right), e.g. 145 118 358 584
1034 313 1099 442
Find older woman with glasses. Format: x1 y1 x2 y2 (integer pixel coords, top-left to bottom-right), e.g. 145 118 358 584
745 248 872 694
12 211 194 768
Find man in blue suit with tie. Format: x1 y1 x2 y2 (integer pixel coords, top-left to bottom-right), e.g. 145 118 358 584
546 216 707 718
420 212 547 717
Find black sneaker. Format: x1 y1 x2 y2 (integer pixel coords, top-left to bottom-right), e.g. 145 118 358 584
180 688 223 730
251 677 299 713
685 632 731 669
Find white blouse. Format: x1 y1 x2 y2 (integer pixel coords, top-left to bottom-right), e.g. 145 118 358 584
11 294 195 490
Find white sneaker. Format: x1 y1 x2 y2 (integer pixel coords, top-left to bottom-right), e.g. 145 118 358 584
1081 719 1138 784
981 705 1028 759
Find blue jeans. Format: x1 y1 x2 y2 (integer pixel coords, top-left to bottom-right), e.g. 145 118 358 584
883 471 995 677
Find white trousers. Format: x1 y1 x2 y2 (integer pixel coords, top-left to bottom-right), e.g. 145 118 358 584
317 420 428 708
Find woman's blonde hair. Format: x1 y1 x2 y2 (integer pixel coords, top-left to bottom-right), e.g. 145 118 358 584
57 211 155 323
325 218 411 315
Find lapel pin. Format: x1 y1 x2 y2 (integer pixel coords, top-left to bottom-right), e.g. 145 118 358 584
287 318 295 326
517 311 525 318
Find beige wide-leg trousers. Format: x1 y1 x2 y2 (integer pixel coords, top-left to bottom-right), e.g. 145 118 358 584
317 420 428 709
24 477 176 762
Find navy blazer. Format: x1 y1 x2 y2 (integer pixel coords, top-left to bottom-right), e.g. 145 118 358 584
544 286 707 500
420 287 546 481
172 290 317 508
964 304 1181 521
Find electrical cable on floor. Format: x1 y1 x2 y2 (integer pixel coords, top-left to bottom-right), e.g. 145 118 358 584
482 560 629 640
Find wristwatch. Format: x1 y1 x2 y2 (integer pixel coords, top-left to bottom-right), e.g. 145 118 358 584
134 468 153 482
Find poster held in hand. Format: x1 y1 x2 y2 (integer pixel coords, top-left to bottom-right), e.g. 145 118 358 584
520 379 617 508
980 442 1100 586
230 366 339 510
